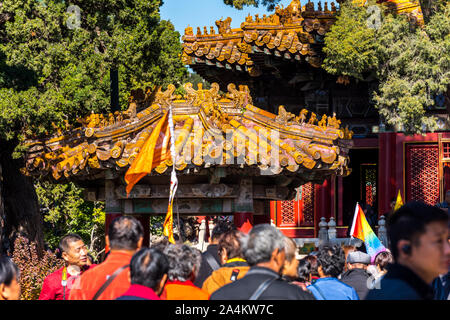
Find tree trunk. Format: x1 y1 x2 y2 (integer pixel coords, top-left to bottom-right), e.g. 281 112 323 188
0 161 6 254
419 0 442 24
0 139 44 255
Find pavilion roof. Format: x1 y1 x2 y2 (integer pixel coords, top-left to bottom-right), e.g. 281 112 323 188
181 0 424 82
181 0 336 79
24 83 352 184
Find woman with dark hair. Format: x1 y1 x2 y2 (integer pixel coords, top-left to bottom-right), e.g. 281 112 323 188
369 250 394 289
374 250 394 275
305 254 320 283
306 244 359 300
117 248 169 300
0 256 21 300
293 258 312 291
341 245 356 273
202 230 249 295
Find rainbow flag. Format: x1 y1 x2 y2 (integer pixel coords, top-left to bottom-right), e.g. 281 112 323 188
350 203 386 263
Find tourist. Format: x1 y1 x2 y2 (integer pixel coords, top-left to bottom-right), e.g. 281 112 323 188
281 237 300 283
307 244 359 300
39 234 92 300
163 244 209 300
431 212 450 300
341 245 357 273
116 248 168 300
435 190 450 213
432 269 450 300
340 251 372 299
202 229 249 295
210 224 315 300
295 258 312 291
194 220 235 288
383 197 397 223
69 216 144 300
366 201 450 300
305 254 320 283
371 250 394 283
0 256 21 300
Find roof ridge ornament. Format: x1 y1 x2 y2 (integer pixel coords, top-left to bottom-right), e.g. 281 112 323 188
216 17 232 34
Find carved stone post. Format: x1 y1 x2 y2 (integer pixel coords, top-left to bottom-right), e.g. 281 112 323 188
198 218 207 251
233 178 253 233
328 217 337 240
104 170 122 254
208 219 215 241
378 215 388 247
318 217 328 245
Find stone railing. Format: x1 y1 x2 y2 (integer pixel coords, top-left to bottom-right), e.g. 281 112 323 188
294 214 389 255
193 215 390 253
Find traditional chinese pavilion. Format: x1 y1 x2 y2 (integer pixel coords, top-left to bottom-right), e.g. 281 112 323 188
181 0 450 240
24 0 449 247
24 82 351 246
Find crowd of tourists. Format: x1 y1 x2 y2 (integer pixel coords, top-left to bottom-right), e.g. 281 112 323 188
0 201 449 300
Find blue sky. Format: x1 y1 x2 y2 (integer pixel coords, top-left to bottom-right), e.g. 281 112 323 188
160 0 321 36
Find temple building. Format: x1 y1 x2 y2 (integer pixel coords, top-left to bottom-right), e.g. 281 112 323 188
24 0 449 249
181 0 449 241
24 83 351 247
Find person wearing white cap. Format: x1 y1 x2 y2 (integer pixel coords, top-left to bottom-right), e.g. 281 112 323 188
340 251 372 300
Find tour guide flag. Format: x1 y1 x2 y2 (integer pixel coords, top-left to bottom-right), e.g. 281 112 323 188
393 189 404 212
350 203 386 263
125 111 171 196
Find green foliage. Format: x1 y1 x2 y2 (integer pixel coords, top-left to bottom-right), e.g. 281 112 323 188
12 235 64 300
184 72 211 90
35 181 105 259
0 1 187 260
150 215 164 236
223 0 281 10
323 2 378 80
0 0 187 144
322 2 450 134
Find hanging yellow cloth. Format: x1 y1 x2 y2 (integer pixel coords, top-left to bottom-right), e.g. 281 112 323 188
125 111 171 195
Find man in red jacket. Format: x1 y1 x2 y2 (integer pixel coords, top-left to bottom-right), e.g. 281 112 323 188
39 234 92 300
69 216 143 300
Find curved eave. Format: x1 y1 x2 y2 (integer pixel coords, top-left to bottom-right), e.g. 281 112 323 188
24 82 351 183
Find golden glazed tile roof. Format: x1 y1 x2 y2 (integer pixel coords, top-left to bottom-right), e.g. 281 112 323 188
182 0 425 76
24 83 351 182
379 0 424 25
182 0 337 75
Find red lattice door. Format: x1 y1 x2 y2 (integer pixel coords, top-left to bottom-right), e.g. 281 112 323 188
273 183 315 227
406 144 440 205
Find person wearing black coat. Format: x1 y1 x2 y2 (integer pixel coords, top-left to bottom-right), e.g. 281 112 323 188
194 221 234 288
366 202 449 300
340 251 372 300
210 224 315 300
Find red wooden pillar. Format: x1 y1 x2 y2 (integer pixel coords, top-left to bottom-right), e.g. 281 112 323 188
314 177 334 237
337 176 344 226
269 201 276 225
378 132 397 216
234 178 254 233
105 177 122 254
134 215 150 247
234 212 253 233
253 213 271 225
105 213 122 254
